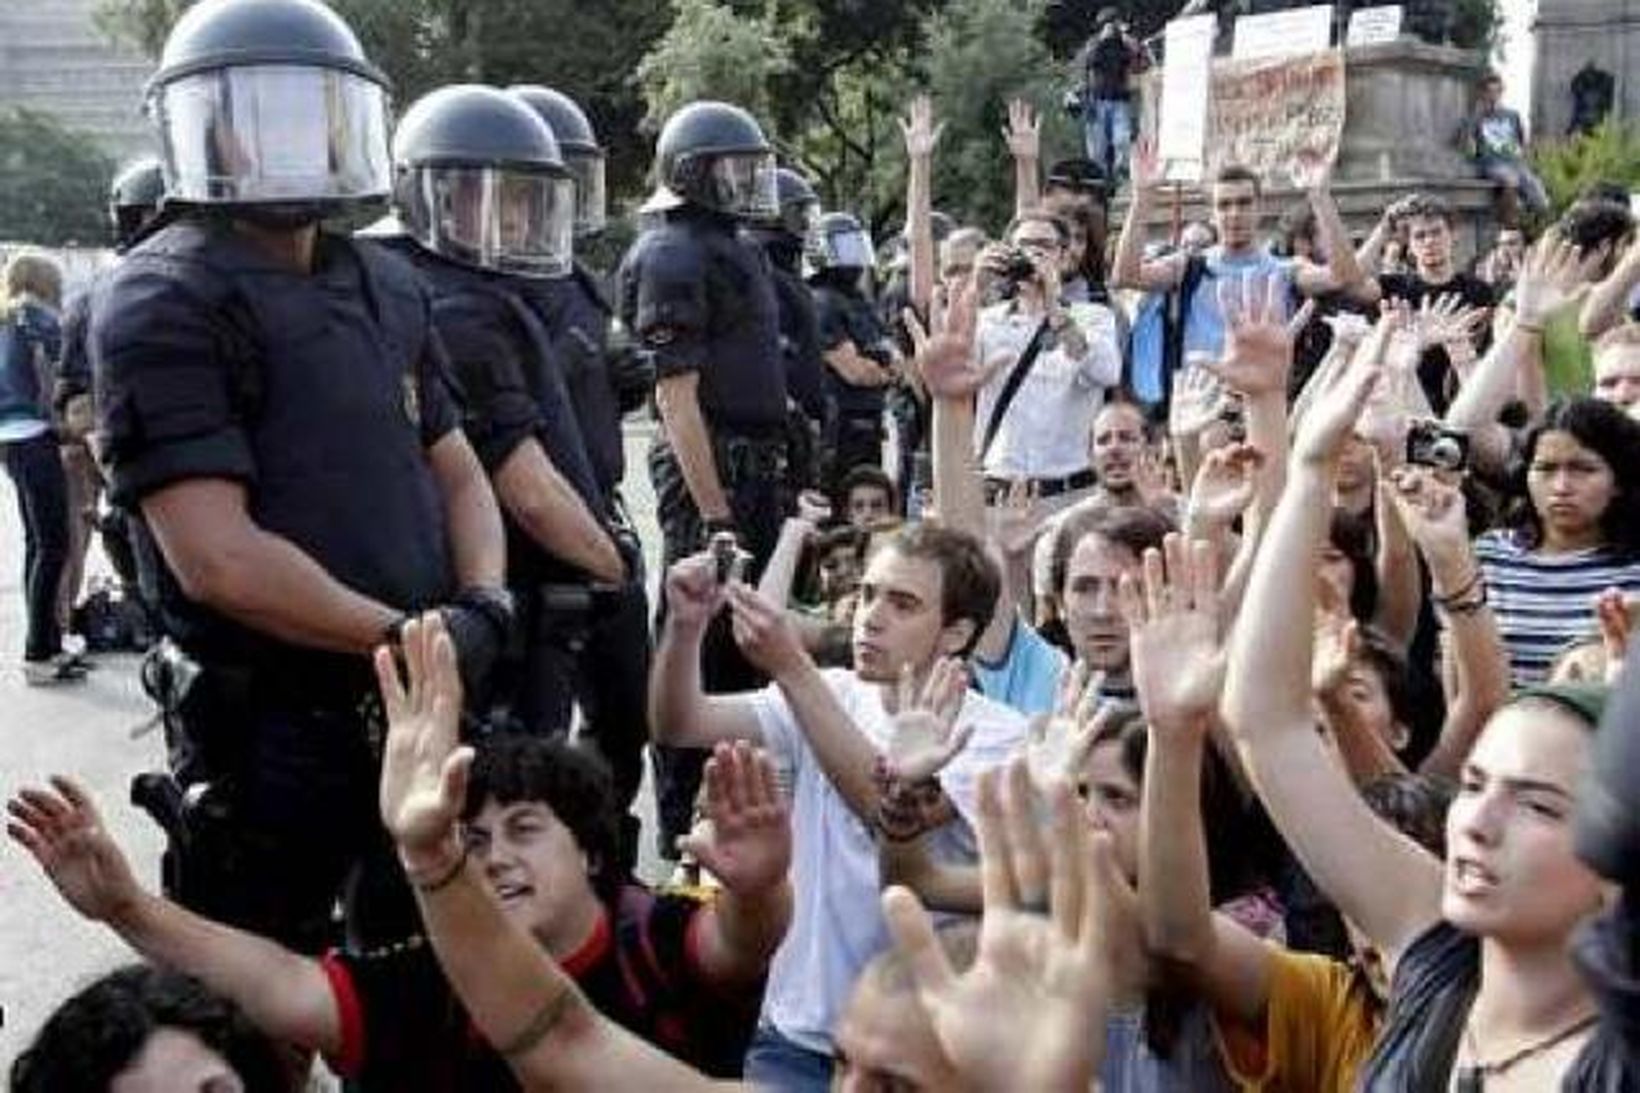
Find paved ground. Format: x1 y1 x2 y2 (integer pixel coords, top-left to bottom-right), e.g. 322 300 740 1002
0 423 665 1074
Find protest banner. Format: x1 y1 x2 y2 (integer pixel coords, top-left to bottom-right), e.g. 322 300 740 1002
1156 14 1216 182
1207 50 1346 187
1232 5 1333 60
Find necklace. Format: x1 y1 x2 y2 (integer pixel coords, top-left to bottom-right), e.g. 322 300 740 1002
1454 1011 1599 1092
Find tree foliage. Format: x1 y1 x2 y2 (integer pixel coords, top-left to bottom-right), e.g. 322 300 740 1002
634 0 794 133
0 110 115 245
1533 120 1640 218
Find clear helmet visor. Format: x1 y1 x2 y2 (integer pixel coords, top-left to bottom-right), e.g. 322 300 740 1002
814 226 876 270
565 151 607 238
780 198 820 242
410 166 574 279
705 152 778 220
151 65 391 206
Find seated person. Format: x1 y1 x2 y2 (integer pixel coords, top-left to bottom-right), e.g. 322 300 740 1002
8 727 790 1089
11 964 286 1093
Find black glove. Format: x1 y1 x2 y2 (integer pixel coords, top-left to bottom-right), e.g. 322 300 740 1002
438 586 515 703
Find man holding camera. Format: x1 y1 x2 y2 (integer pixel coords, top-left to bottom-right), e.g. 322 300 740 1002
972 209 1121 510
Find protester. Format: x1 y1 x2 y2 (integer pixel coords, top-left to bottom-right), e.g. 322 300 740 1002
1070 8 1150 185
1592 323 1640 415
0 249 79 685
1465 72 1549 225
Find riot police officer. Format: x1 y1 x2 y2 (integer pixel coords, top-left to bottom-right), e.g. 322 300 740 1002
386 83 626 750
617 99 789 851
748 166 828 496
56 157 167 606
508 85 654 842
807 211 899 496
90 0 508 954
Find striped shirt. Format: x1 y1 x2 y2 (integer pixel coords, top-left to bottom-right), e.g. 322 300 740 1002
1474 529 1640 683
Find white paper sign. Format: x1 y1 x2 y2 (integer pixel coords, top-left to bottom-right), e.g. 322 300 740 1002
1156 14 1216 182
1233 5 1334 60
1347 5 1404 47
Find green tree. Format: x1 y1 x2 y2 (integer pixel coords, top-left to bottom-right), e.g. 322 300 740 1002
634 0 794 133
0 110 115 245
1532 120 1640 218
925 0 1073 232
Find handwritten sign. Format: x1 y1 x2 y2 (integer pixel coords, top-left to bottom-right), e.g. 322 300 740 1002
1207 51 1347 187
1156 14 1216 183
1232 5 1334 60
1347 5 1404 47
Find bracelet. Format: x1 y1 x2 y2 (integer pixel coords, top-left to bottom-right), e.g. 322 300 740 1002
496 985 579 1059
407 843 469 893
1441 592 1489 617
1515 321 1545 336
1432 569 1483 609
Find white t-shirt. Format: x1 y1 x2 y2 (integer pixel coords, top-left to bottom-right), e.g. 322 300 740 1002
749 668 1028 1054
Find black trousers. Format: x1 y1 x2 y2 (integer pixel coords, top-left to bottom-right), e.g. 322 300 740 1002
159 675 414 956
648 437 786 854
2 432 69 660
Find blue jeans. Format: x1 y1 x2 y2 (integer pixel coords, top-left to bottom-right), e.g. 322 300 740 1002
744 1024 833 1092
1478 155 1549 213
1084 97 1134 183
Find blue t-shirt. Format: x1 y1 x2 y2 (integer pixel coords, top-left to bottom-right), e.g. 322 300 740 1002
971 616 1068 716
1180 248 1295 362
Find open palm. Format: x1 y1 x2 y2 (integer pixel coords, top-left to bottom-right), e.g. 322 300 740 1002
1120 535 1225 730
376 614 473 859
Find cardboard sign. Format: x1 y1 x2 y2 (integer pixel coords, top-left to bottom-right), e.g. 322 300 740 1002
1347 5 1404 47
1156 14 1216 182
1208 50 1347 187
1232 5 1334 60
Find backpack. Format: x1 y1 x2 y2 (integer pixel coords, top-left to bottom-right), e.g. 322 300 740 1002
1125 253 1210 419
71 577 157 653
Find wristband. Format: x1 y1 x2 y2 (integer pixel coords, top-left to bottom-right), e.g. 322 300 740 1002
407 843 469 893
496 986 578 1059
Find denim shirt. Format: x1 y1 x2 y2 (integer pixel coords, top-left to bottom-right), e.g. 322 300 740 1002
0 299 61 440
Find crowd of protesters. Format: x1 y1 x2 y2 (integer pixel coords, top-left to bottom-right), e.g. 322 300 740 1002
7 1 1640 1090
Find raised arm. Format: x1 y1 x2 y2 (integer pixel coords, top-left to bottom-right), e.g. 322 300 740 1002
6 778 341 1058
757 492 831 609
1292 160 1368 297
376 616 726 1092
1004 98 1042 217
1125 534 1276 1025
1581 235 1640 341
1220 330 1445 976
1110 141 1184 293
649 555 766 749
1384 468 1510 779
901 95 942 317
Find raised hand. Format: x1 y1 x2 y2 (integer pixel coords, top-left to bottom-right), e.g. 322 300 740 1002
727 582 812 680
1169 362 1227 439
376 613 472 867
1311 608 1361 698
1132 137 1162 191
1292 330 1383 466
1385 466 1472 567
1187 442 1265 528
884 658 973 783
795 489 832 527
1208 272 1295 398
7 777 143 924
1024 662 1110 788
1514 231 1603 329
1288 146 1334 192
1416 292 1488 350
882 759 1122 1092
677 740 791 895
900 94 944 160
1119 534 1224 732
1002 98 1041 160
987 478 1046 558
905 278 990 399
664 552 728 630
1595 588 1636 685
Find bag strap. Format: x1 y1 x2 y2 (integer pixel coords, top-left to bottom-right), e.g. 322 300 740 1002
978 317 1051 463
1160 254 1210 409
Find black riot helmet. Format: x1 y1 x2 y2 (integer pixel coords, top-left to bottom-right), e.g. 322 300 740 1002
648 101 777 221
806 211 876 274
393 85 575 279
144 0 392 221
108 156 165 248
508 85 606 239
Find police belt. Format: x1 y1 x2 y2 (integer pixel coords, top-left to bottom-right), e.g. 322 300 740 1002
528 581 624 616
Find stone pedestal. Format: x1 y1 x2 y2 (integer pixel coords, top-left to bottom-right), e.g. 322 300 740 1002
1531 0 1640 139
1119 40 1497 263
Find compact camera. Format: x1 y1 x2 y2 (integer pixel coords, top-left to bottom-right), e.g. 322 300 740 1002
1404 421 1470 472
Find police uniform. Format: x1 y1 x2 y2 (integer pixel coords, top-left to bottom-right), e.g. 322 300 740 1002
810 274 893 492
93 220 462 953
518 265 653 817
